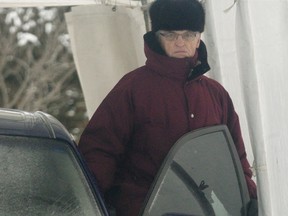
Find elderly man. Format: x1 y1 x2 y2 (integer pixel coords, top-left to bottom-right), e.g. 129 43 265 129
78 0 257 215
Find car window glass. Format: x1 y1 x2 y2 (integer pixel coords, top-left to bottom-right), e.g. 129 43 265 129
0 136 103 216
140 125 250 216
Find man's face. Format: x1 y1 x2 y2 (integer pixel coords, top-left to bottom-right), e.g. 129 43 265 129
157 30 201 58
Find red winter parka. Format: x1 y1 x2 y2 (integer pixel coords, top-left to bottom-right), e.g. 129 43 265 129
78 32 257 216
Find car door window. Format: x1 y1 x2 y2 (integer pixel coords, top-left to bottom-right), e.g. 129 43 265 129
0 136 104 216
140 125 250 216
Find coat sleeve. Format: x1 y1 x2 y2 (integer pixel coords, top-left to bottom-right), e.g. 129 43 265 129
77 78 134 193
223 92 258 199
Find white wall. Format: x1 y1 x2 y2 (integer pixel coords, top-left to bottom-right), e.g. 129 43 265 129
66 5 146 117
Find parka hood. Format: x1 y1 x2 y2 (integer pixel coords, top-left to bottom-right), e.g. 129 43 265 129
143 31 210 81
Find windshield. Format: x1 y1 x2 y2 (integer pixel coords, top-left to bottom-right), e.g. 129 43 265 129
0 136 103 216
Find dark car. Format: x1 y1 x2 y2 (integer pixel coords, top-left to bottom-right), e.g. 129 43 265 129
0 108 109 216
0 108 251 216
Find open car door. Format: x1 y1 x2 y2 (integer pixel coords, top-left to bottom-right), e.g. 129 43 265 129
140 125 251 216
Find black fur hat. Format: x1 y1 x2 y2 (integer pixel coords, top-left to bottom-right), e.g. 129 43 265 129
149 0 205 33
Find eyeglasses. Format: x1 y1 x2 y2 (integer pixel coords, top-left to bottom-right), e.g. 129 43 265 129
157 31 199 41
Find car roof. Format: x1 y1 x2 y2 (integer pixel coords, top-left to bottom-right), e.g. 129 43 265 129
0 108 74 143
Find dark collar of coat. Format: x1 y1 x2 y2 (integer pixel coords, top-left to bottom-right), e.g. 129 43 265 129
143 31 210 81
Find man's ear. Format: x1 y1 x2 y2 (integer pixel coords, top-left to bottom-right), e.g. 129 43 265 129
196 33 201 48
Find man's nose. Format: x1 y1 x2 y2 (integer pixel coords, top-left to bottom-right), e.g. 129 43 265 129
175 35 185 45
